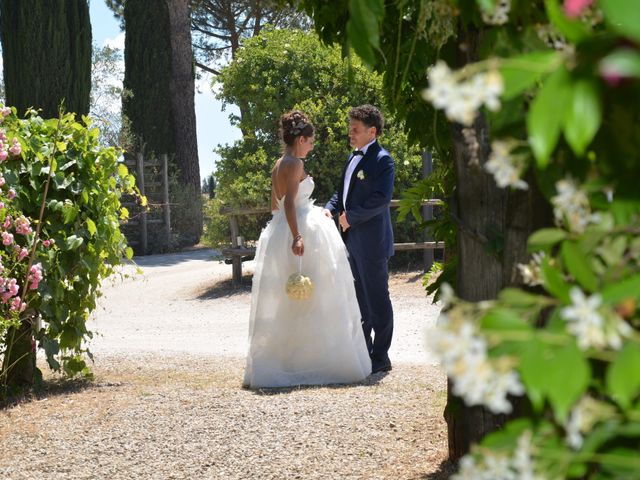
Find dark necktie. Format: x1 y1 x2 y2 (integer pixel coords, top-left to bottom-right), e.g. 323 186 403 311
352 150 364 157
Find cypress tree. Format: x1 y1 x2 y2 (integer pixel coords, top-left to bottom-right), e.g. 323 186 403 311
124 0 201 246
122 0 174 155
0 0 92 118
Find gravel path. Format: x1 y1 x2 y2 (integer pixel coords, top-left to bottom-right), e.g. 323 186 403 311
1 249 449 479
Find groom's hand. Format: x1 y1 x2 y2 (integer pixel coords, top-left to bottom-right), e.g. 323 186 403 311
339 212 350 231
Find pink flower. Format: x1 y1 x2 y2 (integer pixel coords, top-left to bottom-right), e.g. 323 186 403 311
2 231 13 246
3 215 11 229
10 296 26 312
15 216 32 235
0 175 5 186
9 138 21 156
43 239 51 248
18 248 28 261
0 107 11 117
0 203 4 210
7 188 15 200
0 150 7 162
28 263 43 290
564 0 593 18
599 54 632 87
1 277 19 302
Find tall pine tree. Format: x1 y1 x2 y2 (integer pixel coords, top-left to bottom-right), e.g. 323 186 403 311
0 0 92 118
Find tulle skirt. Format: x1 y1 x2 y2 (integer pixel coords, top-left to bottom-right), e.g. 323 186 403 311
243 201 372 388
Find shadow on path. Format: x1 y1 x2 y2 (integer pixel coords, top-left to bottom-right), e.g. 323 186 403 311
194 274 253 299
420 459 455 479
1 376 122 410
244 371 391 396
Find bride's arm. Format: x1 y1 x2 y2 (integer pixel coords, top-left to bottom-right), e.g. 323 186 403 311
283 159 304 256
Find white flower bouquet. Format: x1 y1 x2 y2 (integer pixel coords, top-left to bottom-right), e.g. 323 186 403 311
285 256 314 300
285 272 314 300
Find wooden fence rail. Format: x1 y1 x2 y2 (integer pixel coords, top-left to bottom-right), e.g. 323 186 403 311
220 199 444 286
121 153 171 255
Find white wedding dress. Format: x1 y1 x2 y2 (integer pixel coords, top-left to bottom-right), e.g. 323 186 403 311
243 176 372 388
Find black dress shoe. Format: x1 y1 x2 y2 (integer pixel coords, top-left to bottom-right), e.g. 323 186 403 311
371 360 392 374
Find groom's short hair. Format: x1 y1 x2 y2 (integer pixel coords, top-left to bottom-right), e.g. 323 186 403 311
349 105 384 136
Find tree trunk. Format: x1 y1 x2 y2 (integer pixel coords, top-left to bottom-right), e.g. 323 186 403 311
124 0 202 247
2 321 35 391
445 88 554 463
446 117 508 460
167 0 202 242
0 0 91 119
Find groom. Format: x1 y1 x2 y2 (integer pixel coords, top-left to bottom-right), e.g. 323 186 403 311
324 105 395 374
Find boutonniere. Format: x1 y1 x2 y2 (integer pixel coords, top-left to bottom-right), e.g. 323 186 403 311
356 170 365 180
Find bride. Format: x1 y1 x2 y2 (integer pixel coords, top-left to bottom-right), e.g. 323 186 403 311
243 110 372 388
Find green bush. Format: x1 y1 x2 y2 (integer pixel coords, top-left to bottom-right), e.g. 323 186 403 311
0 106 135 390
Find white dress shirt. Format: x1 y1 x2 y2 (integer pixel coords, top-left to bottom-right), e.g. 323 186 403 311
343 139 376 210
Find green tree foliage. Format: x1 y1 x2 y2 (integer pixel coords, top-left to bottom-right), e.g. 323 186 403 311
191 0 310 75
202 173 216 199
0 0 92 119
90 44 127 148
204 28 424 248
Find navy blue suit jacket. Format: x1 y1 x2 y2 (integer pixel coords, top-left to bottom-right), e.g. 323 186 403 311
325 141 395 260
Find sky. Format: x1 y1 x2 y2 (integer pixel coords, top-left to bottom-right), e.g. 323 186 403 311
89 0 241 179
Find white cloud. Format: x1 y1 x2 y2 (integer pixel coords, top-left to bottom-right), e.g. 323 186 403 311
103 32 125 50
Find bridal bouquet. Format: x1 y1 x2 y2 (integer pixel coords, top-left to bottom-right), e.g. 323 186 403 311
285 272 314 300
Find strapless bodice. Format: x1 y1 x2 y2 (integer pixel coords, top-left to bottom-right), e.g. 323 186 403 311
274 176 315 213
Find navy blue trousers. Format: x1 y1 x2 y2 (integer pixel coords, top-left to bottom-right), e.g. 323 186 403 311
347 252 394 363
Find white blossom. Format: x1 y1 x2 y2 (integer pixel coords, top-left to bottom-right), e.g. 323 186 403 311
513 431 545 480
423 61 456 110
478 70 504 111
484 370 526 414
452 430 546 480
517 252 545 286
561 287 632 350
444 80 483 125
565 396 616 450
551 178 599 233
453 455 480 480
565 400 585 449
561 287 604 349
604 315 632 350
427 315 524 414
482 0 511 25
437 282 455 308
484 140 529 190
423 61 504 126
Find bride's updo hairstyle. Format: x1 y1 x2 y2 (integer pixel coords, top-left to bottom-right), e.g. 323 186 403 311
279 110 314 147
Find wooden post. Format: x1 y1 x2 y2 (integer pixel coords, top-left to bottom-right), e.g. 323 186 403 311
161 153 171 247
422 151 434 272
229 215 241 286
136 152 147 255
